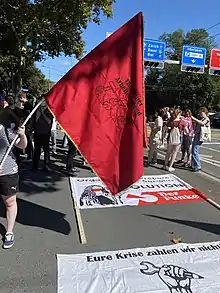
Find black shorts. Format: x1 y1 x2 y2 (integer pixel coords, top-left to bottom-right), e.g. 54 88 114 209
181 135 193 150
0 173 19 197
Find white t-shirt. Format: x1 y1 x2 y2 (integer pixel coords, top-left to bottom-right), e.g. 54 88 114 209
51 118 57 131
166 112 171 119
150 116 163 141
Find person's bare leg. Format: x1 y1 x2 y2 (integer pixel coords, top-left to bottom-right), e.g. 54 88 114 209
186 145 192 165
3 195 17 233
169 145 181 168
164 145 173 167
148 141 156 164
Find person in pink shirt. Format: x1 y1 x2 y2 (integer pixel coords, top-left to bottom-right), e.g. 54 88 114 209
178 110 194 167
163 109 188 172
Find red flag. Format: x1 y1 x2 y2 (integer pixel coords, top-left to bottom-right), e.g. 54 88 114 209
45 12 144 195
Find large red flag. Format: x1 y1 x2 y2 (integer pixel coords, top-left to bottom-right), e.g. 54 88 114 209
45 12 144 195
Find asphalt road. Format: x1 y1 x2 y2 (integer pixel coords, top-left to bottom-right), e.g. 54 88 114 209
0 134 220 292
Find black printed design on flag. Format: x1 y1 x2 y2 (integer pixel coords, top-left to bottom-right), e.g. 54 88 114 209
79 185 123 206
140 261 204 293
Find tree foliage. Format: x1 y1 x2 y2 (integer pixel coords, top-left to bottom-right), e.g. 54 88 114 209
21 63 52 98
0 0 114 61
0 58 52 98
0 0 114 93
146 28 220 113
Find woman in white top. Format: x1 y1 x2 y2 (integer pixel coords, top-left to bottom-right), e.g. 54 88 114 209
147 108 163 165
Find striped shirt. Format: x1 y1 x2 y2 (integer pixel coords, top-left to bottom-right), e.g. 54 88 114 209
0 125 18 176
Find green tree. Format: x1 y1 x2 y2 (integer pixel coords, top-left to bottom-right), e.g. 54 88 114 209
0 57 53 99
145 28 220 113
21 62 52 98
0 0 114 92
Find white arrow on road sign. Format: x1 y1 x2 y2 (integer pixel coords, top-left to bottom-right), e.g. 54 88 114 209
191 59 196 63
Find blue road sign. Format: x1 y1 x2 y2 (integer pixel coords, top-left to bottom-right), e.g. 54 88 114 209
182 45 207 67
144 39 166 62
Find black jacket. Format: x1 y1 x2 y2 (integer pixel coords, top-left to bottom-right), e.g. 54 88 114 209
0 107 21 129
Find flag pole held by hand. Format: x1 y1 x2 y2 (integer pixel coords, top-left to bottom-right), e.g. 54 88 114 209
0 99 44 170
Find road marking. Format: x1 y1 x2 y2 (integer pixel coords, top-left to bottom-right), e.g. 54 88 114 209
201 146 220 152
199 170 220 184
200 157 220 164
160 149 220 167
200 158 220 167
157 151 220 183
203 142 220 145
200 154 213 158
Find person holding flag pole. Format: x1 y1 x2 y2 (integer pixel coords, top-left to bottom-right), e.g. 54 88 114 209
0 100 43 249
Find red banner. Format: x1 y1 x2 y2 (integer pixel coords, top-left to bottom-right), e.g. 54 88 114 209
45 13 144 195
127 189 205 206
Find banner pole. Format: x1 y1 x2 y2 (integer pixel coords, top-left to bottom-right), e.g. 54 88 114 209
69 180 87 244
0 99 44 170
73 197 87 244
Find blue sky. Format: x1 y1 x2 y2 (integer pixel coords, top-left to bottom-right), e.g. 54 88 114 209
36 0 220 82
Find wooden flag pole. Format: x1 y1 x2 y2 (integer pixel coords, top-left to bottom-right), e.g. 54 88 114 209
73 194 87 244
69 180 87 244
0 99 44 170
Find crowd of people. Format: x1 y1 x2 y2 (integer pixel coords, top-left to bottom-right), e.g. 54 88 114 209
147 106 211 172
0 92 81 249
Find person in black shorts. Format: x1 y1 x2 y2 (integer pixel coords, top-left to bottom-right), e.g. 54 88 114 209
0 124 27 249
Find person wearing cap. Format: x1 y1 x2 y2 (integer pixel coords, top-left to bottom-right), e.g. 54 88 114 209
0 123 27 249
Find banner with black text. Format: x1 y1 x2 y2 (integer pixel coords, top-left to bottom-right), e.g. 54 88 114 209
57 241 220 293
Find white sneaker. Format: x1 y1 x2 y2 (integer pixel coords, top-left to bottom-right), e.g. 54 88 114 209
3 232 15 249
168 167 175 172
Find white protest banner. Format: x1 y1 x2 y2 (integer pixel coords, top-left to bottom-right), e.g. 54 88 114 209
70 174 206 209
57 241 220 293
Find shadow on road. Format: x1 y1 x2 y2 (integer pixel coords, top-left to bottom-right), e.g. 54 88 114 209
19 164 66 196
18 141 68 196
0 198 71 235
144 214 220 235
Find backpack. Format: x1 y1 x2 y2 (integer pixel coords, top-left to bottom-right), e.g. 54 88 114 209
200 119 211 142
168 121 181 145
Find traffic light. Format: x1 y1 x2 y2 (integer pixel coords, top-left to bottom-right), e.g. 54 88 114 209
209 68 220 76
144 60 164 69
181 65 204 74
